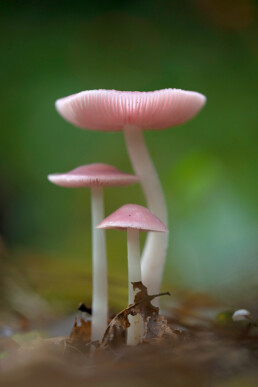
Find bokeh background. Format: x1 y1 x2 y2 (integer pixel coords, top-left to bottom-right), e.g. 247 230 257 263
0 0 257 320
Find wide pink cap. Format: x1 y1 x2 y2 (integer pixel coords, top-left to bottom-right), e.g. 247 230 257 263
55 89 206 132
97 204 168 232
48 163 139 188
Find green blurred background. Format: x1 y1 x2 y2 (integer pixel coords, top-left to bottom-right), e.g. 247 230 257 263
0 0 257 315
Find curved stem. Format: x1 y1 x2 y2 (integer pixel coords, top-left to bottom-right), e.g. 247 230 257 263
91 187 108 342
127 229 143 345
124 125 169 300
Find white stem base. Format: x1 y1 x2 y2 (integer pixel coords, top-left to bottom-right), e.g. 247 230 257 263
91 187 108 342
124 125 169 301
127 229 143 346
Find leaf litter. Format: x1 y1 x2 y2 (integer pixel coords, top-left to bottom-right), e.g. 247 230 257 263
101 281 174 348
1 283 258 386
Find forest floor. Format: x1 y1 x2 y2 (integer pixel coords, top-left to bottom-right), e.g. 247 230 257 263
1 282 258 387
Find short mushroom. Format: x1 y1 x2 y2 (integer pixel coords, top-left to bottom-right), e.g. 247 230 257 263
55 89 206 298
232 309 252 322
97 203 168 345
48 163 139 342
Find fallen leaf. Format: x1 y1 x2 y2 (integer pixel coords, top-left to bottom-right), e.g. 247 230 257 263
69 317 91 351
101 281 171 348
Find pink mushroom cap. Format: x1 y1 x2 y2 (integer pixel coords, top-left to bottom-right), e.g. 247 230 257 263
55 89 206 132
48 163 139 188
97 204 168 232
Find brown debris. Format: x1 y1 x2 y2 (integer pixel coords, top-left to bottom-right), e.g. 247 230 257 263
101 281 172 348
69 317 91 351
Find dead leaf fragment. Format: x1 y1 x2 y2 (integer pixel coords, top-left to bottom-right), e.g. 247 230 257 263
101 281 171 348
69 317 91 351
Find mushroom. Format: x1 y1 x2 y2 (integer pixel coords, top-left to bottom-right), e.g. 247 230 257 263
232 309 252 322
97 203 168 345
55 89 206 297
48 163 139 341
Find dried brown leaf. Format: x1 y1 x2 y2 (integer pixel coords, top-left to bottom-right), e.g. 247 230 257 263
69 317 91 350
101 281 171 348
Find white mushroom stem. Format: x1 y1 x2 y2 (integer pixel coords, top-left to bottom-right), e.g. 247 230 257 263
124 125 168 299
91 186 108 342
127 229 143 346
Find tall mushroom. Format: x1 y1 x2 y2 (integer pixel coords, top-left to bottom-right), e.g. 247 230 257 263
48 163 139 341
55 89 206 296
97 204 168 345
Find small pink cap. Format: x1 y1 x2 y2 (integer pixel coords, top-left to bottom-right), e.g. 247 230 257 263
55 89 206 132
48 164 139 188
97 204 168 232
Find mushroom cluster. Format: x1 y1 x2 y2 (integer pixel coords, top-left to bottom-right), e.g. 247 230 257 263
48 88 206 345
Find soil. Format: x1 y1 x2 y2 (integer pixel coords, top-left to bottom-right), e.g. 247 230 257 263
1 286 258 387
